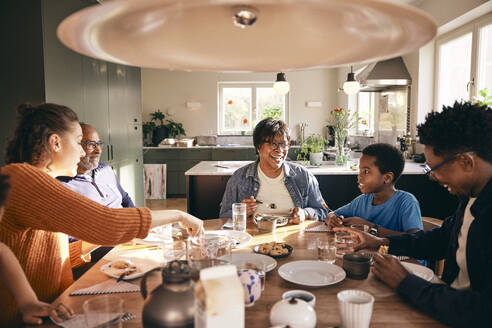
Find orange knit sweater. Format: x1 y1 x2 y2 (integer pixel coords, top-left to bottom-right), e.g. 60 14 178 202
0 163 151 325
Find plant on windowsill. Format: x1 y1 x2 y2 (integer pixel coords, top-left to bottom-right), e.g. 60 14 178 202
297 134 326 166
142 121 156 146
474 88 492 108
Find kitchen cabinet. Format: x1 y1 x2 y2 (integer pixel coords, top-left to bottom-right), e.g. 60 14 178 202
0 0 145 205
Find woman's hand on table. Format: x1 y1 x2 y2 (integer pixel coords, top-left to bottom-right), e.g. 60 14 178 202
333 226 388 251
289 207 306 224
20 301 73 325
178 211 204 237
241 196 258 217
372 253 410 289
325 212 344 229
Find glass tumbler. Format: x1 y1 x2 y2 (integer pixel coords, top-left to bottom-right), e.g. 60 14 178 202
232 203 247 232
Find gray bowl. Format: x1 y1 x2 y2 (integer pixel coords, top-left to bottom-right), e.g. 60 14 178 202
342 253 372 280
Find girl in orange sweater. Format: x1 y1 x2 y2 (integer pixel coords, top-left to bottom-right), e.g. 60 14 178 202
0 174 73 325
0 103 204 325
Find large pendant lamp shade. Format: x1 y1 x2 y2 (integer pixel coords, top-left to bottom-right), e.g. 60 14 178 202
57 0 437 72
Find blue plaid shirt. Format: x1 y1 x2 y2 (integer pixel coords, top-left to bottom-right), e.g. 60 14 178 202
219 161 328 221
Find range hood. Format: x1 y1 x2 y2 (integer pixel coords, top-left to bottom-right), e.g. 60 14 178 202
357 57 411 92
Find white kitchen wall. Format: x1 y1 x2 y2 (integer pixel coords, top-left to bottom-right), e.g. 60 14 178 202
141 69 339 142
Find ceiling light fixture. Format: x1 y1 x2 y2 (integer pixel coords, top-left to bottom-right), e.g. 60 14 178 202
273 72 290 95
232 6 258 29
343 66 360 95
57 0 437 72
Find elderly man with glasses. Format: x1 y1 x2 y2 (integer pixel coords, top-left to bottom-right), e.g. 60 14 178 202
219 118 328 223
335 101 492 327
57 123 135 278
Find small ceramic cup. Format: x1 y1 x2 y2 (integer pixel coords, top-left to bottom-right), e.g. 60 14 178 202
337 289 374 328
342 253 372 280
237 268 262 307
282 290 316 307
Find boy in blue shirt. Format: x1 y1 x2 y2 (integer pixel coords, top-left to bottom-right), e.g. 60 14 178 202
326 143 423 237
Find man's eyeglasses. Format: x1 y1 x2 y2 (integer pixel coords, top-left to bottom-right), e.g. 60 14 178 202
423 152 472 177
81 141 104 150
269 142 289 150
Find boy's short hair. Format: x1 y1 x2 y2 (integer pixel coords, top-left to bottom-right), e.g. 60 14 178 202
418 101 492 163
362 143 405 183
0 174 10 207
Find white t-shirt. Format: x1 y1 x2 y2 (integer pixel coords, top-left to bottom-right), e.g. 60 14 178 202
451 197 477 290
255 166 294 215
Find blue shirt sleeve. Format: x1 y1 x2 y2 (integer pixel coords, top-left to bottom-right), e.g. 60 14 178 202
334 196 361 218
399 192 423 232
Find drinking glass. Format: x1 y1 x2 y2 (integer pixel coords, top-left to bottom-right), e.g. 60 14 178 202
232 203 247 232
335 231 355 258
317 239 336 264
162 240 187 263
83 295 124 328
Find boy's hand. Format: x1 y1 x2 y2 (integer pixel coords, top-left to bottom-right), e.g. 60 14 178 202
333 226 387 251
325 212 344 229
241 196 258 217
342 217 372 227
21 301 73 325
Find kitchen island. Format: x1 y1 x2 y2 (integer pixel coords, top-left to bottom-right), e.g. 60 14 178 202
185 161 458 220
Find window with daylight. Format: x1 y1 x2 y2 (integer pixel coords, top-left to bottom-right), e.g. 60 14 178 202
356 92 375 136
435 13 492 111
218 83 289 135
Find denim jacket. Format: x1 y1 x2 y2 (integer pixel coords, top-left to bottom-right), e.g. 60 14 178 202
219 161 328 221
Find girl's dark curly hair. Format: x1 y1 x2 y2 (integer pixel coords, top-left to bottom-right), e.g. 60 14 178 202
5 103 79 165
417 101 492 163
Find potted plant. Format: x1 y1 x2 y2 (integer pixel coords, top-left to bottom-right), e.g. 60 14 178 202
297 134 326 166
165 119 186 139
150 110 168 146
142 121 156 146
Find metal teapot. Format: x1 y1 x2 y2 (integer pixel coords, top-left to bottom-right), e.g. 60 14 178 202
141 260 195 328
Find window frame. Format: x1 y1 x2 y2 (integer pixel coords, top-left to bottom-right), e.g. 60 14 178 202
434 12 492 111
217 82 290 135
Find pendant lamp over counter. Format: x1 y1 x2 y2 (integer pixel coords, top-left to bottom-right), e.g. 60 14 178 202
343 66 360 95
273 72 290 95
57 0 437 72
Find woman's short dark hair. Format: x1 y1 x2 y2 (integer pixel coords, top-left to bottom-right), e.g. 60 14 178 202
362 143 405 184
5 103 79 165
253 118 290 154
418 101 492 163
0 174 10 207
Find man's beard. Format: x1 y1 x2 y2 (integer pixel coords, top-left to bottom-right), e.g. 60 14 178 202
78 155 100 173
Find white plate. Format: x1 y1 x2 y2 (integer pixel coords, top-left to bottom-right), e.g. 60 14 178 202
222 219 234 229
100 259 160 281
222 217 289 229
278 260 346 287
402 262 434 282
220 253 277 272
193 230 252 248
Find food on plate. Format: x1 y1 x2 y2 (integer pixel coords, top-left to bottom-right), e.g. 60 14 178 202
111 260 134 269
258 242 290 256
378 245 389 255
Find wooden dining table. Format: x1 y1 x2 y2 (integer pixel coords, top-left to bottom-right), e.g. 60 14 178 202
40 219 446 327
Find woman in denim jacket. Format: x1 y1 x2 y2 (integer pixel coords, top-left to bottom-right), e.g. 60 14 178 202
219 118 328 223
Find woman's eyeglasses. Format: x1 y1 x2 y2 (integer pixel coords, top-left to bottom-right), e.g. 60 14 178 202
81 141 104 150
268 142 289 150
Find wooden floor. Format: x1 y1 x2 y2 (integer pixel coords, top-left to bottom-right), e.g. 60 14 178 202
145 198 187 212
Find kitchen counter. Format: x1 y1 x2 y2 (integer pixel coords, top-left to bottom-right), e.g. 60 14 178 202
185 160 426 176
186 160 457 220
